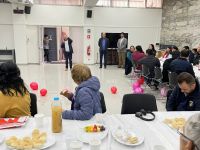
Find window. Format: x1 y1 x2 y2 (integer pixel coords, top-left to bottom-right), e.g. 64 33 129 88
146 0 162 8
96 0 163 8
129 0 145 8
96 0 111 7
112 0 128 7
38 0 83 6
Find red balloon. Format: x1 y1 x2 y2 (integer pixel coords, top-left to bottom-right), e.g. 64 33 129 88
111 86 117 94
40 89 47 96
30 82 38 90
137 76 145 85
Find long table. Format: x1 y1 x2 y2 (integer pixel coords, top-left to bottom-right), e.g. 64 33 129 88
0 112 198 150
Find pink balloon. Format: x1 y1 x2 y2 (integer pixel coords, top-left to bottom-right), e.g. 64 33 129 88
30 82 38 90
40 88 47 96
134 87 144 94
132 82 140 90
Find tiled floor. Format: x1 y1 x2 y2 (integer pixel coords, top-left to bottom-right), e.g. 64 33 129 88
19 64 166 116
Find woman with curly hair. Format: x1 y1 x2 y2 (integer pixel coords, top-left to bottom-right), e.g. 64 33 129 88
0 61 31 118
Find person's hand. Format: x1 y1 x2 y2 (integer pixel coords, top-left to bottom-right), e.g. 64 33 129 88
60 89 73 100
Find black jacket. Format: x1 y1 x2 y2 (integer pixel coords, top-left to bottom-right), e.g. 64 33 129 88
138 55 160 78
162 58 174 82
61 38 73 53
166 80 200 111
170 57 195 77
98 37 109 51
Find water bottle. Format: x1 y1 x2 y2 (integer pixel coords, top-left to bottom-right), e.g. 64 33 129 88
51 97 62 133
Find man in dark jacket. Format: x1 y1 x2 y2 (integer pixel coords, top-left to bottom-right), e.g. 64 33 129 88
98 32 109 68
61 35 73 70
138 49 160 78
166 72 200 111
162 50 180 82
170 49 195 77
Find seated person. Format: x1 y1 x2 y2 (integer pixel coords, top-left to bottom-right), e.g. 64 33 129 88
180 113 200 150
0 61 31 118
170 49 195 77
193 48 200 65
138 49 160 78
166 72 200 111
162 50 180 82
148 44 156 56
132 45 145 70
160 47 172 61
61 64 102 120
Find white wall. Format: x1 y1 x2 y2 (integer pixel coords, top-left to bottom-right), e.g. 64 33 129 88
26 5 84 26
0 25 14 49
0 4 162 64
69 27 84 64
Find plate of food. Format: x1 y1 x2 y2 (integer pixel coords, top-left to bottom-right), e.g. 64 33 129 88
78 124 108 143
163 117 186 131
112 127 144 146
5 129 56 150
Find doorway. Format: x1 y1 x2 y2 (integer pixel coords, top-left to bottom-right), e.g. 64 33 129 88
44 27 57 62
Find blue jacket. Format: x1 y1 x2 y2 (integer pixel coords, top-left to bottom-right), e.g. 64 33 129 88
98 37 109 51
62 76 102 120
166 80 200 111
170 58 195 77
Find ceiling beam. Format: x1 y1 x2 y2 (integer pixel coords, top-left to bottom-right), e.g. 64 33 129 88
84 0 99 7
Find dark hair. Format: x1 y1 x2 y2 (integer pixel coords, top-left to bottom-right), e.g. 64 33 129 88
167 46 172 50
177 72 195 85
136 45 143 53
146 49 154 55
150 44 155 51
0 62 28 96
171 50 180 59
44 34 48 38
183 46 190 50
172 46 178 51
180 49 190 58
192 48 197 53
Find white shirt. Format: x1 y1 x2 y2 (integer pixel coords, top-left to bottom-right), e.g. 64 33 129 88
120 38 124 47
65 40 70 52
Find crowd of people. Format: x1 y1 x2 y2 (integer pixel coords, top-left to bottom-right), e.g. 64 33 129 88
0 42 200 149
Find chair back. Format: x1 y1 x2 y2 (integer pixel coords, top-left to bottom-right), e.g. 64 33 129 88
30 93 37 116
142 65 150 77
121 94 157 114
154 67 162 80
168 71 178 88
100 92 106 113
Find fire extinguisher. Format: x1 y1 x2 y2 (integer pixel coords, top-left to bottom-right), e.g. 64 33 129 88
87 45 91 56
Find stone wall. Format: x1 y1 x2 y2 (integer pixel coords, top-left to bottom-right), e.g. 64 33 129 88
160 0 200 49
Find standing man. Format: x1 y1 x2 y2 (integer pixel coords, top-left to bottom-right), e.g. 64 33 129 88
43 34 50 62
117 32 127 68
61 35 73 71
98 32 109 69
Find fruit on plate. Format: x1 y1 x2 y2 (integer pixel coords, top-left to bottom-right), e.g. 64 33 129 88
84 124 105 132
5 129 47 149
163 117 186 130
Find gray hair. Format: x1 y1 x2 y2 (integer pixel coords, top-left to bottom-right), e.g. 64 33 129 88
184 113 200 150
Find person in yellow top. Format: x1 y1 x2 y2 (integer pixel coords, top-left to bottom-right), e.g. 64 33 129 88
0 61 31 118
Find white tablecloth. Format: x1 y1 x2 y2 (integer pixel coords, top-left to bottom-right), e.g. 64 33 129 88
0 112 198 150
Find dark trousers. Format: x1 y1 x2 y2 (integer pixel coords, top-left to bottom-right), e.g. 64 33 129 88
64 52 72 69
44 49 49 62
100 50 107 67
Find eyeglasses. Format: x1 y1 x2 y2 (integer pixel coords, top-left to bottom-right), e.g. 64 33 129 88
177 130 200 150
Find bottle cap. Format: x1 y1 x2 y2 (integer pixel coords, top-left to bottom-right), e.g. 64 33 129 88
53 97 59 101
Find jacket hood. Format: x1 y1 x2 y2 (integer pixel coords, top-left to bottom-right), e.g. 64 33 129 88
77 76 100 91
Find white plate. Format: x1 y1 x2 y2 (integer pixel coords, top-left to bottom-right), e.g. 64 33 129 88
112 128 144 146
41 135 56 149
78 124 108 143
7 134 56 150
0 134 5 144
